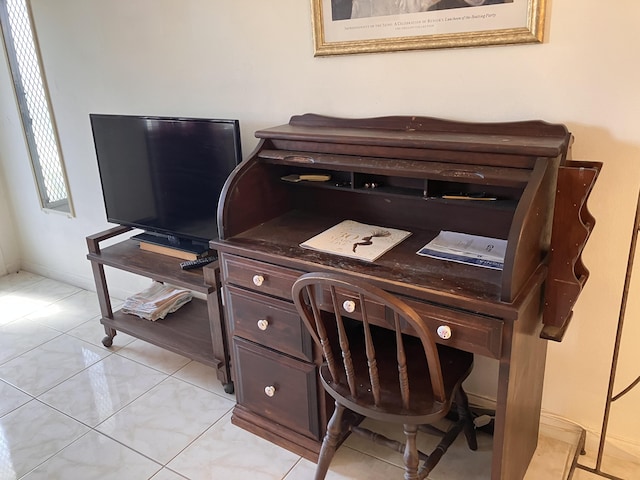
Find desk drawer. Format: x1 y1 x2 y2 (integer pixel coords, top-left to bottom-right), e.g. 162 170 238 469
221 254 301 301
406 299 503 359
233 337 320 440
315 287 502 359
226 285 314 362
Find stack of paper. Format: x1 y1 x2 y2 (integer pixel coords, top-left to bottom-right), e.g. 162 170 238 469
417 231 507 270
122 281 193 321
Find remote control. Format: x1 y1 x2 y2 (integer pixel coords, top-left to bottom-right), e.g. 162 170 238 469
180 255 217 270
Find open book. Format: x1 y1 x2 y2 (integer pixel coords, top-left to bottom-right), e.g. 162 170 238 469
417 231 507 270
300 220 411 262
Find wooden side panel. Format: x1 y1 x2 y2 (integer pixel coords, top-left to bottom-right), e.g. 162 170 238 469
502 158 558 302
541 161 602 341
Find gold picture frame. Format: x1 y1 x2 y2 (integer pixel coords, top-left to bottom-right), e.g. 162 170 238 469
311 0 546 56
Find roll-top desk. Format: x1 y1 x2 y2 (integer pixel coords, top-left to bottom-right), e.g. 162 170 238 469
210 114 601 480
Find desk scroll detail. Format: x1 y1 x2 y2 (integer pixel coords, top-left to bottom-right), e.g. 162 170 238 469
542 160 602 341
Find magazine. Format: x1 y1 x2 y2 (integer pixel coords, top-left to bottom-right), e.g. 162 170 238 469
300 220 412 262
417 231 507 270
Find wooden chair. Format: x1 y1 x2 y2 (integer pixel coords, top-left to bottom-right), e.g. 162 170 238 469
292 272 477 480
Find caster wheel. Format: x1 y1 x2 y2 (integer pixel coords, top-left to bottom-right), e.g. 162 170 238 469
223 382 235 394
102 336 113 347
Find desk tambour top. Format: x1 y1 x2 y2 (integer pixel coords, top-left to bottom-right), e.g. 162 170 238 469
214 114 600 339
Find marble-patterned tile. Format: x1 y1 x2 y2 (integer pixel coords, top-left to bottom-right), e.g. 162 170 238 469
0 380 32 417
524 434 574 479
67 317 136 349
26 289 103 332
96 376 234 464
0 400 89 479
343 417 492 479
150 468 189 480
173 360 235 399
0 318 62 366
285 448 405 480
167 412 300 480
0 334 109 396
13 277 82 304
20 430 162 480
114 339 191 374
585 454 640 480
39 354 168 426
577 431 640 479
572 466 612 479
0 291 52 325
0 271 44 294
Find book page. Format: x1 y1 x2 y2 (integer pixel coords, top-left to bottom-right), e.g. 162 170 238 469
300 220 411 262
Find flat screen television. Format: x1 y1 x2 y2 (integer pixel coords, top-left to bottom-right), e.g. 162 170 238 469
90 114 242 253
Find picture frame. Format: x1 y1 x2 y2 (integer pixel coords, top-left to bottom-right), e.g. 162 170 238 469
311 0 546 56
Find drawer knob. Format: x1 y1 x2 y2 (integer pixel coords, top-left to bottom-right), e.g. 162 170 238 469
252 274 265 287
257 319 269 331
264 385 276 397
437 325 452 340
342 300 356 313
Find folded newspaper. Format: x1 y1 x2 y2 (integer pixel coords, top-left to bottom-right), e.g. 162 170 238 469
122 281 193 321
417 231 507 270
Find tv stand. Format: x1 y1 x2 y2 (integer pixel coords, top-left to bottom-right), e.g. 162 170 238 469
86 225 233 393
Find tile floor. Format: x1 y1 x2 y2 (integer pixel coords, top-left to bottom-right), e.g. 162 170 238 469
1 271 638 479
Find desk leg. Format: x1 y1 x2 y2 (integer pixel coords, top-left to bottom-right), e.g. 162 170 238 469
492 296 548 480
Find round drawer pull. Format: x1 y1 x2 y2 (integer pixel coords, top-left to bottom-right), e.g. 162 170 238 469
437 325 452 340
252 274 265 287
257 319 269 331
342 300 356 313
264 385 276 397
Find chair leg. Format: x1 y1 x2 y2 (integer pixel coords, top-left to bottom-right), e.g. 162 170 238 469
403 423 420 480
455 387 478 451
315 401 346 480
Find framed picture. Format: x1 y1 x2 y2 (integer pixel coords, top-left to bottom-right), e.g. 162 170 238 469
311 0 546 56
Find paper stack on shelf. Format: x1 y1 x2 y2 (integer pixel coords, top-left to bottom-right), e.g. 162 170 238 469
122 281 193 321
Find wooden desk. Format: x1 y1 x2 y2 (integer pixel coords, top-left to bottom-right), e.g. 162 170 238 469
211 114 600 479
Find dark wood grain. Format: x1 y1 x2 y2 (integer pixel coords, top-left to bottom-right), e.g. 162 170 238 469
212 114 599 480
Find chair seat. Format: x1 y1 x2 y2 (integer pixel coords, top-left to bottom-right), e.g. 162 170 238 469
320 324 473 425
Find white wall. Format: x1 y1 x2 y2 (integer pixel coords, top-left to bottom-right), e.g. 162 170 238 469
0 168 19 275
0 0 639 448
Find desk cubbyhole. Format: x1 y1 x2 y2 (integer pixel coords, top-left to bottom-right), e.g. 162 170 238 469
353 173 424 197
425 180 522 203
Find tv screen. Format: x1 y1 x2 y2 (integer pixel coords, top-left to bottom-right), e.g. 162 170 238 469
90 114 242 251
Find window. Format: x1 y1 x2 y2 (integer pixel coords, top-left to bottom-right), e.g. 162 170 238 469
0 0 73 215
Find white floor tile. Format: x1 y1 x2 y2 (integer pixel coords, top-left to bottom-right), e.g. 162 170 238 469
0 272 44 293
2 273 639 480
96 376 234 464
0 319 61 366
14 278 81 305
0 335 109 396
167 412 300 480
173 360 235 399
114 339 191 374
20 430 162 480
285 449 405 480
0 380 32 417
38 354 168 427
150 468 189 480
66 317 136 349
0 400 89 479
26 290 103 332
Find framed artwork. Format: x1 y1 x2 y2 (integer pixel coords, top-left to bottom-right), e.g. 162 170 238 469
311 0 546 56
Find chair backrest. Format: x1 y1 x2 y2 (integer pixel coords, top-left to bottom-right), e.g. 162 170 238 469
292 272 446 407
